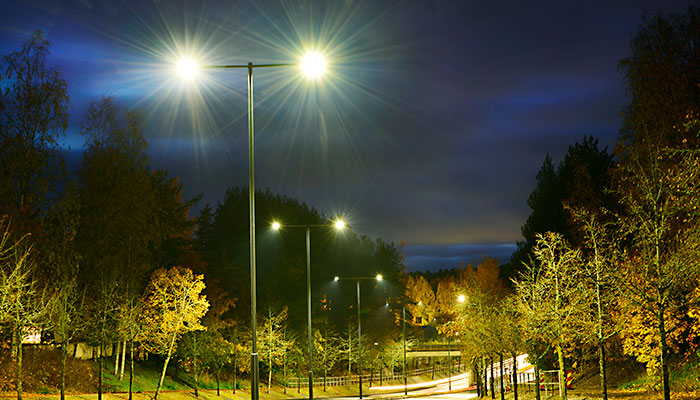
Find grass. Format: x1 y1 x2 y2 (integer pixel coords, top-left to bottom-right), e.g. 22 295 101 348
616 355 700 392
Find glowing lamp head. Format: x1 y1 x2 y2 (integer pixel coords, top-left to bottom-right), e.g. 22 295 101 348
177 58 199 79
301 51 326 78
334 276 340 282
271 221 281 230
418 301 423 306
457 294 466 303
334 219 346 230
376 274 383 281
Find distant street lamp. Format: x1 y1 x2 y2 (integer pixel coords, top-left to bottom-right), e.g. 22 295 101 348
176 51 327 400
333 274 383 399
271 219 346 400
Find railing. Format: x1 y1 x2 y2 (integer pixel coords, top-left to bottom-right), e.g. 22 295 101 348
485 369 561 397
287 361 465 388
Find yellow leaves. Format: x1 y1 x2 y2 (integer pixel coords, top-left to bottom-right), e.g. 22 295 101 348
618 294 686 380
140 266 209 354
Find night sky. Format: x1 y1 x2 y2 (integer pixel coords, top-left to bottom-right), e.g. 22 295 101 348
0 0 691 271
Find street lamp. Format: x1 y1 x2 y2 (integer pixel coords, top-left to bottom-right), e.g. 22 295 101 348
271 218 346 400
333 274 383 399
177 50 327 400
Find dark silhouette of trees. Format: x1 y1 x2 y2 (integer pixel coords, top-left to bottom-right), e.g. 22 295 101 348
506 136 615 281
0 30 69 230
619 4 700 151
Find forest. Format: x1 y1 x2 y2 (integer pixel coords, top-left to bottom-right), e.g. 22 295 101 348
1 5 700 400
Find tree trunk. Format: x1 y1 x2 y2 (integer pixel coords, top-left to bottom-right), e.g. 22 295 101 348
233 349 237 394
512 353 518 400
16 327 23 400
483 358 488 398
499 353 504 400
155 334 178 400
120 340 127 380
474 363 481 397
216 366 221 396
556 343 566 400
658 302 671 400
60 342 68 400
194 355 199 397
267 364 272 394
60 342 67 400
98 344 103 400
598 343 608 400
114 341 121 375
129 340 134 400
535 363 541 400
490 357 495 399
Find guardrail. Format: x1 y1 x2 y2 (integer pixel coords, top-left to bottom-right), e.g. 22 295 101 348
287 361 465 388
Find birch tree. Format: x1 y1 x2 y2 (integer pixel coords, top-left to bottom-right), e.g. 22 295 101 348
257 307 294 393
141 266 209 399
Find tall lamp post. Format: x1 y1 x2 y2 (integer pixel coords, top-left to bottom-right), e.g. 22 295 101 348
177 52 327 400
271 219 346 400
333 274 383 399
402 306 407 396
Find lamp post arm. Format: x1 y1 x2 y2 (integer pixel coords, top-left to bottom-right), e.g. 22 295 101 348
205 63 295 69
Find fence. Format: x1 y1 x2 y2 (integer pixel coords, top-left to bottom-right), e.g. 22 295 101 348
486 369 561 397
287 361 465 388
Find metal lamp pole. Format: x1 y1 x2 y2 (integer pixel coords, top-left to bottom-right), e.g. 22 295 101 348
272 222 345 400
448 337 452 391
207 62 293 400
180 52 326 400
333 275 382 400
357 280 363 399
403 306 407 396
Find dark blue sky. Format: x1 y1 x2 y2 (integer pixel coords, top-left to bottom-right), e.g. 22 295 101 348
0 0 691 271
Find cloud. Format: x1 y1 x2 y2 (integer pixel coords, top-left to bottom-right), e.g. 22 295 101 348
402 243 517 272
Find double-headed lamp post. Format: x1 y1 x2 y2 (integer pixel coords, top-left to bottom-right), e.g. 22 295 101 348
177 51 327 400
333 274 383 399
271 219 346 400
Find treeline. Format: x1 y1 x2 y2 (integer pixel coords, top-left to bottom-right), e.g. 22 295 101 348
403 6 700 400
0 31 405 399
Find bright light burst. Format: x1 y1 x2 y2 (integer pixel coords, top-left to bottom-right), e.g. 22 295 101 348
177 57 199 78
300 51 326 78
108 1 426 219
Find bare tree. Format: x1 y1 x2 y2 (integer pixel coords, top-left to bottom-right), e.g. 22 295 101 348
515 232 588 400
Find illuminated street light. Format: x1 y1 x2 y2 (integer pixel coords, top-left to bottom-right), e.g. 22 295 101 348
333 274 385 399
177 50 328 400
300 51 326 78
457 294 466 303
270 219 345 399
177 57 199 78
